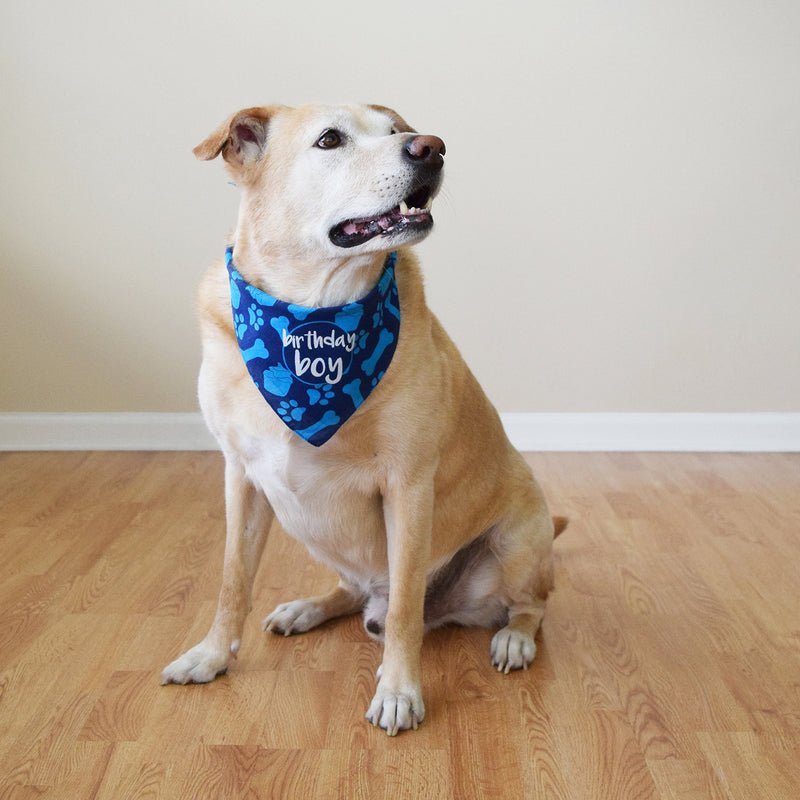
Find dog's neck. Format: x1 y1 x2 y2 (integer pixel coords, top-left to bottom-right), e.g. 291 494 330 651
231 225 391 309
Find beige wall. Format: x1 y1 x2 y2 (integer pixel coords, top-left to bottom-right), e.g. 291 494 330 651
2 0 798 414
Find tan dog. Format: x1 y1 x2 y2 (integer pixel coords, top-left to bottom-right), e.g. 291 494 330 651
161 103 563 735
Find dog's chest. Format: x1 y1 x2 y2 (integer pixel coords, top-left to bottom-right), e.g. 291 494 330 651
242 430 389 581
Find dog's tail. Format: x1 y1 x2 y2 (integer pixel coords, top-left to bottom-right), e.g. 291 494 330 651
552 516 569 539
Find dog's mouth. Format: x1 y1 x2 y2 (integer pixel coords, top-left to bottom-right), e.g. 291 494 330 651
329 185 435 249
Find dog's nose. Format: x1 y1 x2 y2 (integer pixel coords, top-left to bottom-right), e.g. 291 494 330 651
404 135 446 170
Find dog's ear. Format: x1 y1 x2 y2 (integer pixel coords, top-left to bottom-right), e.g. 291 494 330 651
193 107 275 169
368 105 417 134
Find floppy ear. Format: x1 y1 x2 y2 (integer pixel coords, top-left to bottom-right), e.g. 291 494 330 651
193 107 275 167
368 104 417 134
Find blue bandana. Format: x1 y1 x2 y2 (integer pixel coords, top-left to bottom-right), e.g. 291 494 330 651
226 247 401 446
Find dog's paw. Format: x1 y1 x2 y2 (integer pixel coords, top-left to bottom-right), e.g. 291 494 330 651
490 627 537 674
160 640 233 685
366 680 425 736
262 599 325 636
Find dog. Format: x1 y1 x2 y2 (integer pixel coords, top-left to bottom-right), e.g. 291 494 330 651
161 103 564 735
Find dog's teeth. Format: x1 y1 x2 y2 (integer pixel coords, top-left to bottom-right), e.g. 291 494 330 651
399 200 409 215
425 197 433 210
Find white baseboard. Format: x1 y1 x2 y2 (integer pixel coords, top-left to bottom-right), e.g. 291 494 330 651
500 412 800 452
0 413 217 451
0 412 798 452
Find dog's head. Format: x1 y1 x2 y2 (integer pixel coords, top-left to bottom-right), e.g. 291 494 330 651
195 103 445 259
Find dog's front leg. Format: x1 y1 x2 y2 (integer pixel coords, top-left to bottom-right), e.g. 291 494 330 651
161 458 274 685
366 473 433 735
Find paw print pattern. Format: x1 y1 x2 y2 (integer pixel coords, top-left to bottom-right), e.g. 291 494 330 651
307 385 336 406
279 399 305 422
353 329 370 355
248 304 265 330
234 312 247 338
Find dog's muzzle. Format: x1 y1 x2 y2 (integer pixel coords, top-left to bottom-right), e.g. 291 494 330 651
329 135 446 249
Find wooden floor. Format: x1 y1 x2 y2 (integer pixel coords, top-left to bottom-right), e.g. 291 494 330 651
0 451 799 799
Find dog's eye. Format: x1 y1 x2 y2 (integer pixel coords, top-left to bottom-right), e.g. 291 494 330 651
316 129 343 149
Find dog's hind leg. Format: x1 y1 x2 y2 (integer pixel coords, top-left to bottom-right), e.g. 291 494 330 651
490 599 548 674
263 580 364 636
490 495 556 674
